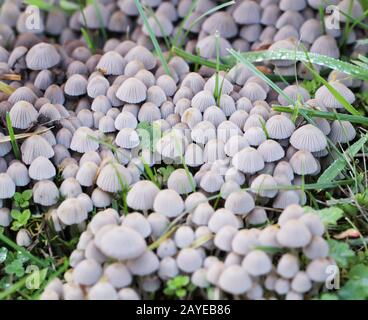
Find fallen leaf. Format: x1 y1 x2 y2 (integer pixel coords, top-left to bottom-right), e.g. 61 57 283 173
334 228 361 239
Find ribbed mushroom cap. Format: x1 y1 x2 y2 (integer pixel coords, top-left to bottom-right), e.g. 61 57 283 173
204 74 233 96
76 161 98 187
147 85 166 107
257 139 285 163
125 45 156 70
224 191 255 215
338 0 363 21
96 225 146 260
0 132 12 157
6 161 30 187
70 127 99 153
176 248 203 273
315 81 355 109
116 77 147 104
310 35 339 58
143 13 173 37
97 163 132 193
239 82 267 102
244 127 267 147
233 0 261 25
115 128 140 149
218 265 252 294
167 168 196 195
184 143 204 167
153 188 184 218
329 120 356 143
8 87 37 105
29 156 56 180
33 180 59 206
16 229 31 247
208 208 239 233
247 207 268 226
87 75 109 98
9 100 38 129
250 174 278 198
122 212 151 239
202 12 238 38
273 190 300 209
191 90 216 113
0 173 15 199
114 111 138 130
242 250 272 276
127 180 160 211
279 85 310 106
200 170 224 193
64 74 88 96
300 18 322 44
174 226 195 249
96 51 126 76
26 43 60 70
57 198 87 225
268 39 298 67
289 150 318 175
277 219 312 247
266 114 295 139
290 124 327 153
21 135 54 165
232 147 265 174
277 253 300 279
278 204 304 227
72 259 102 286
203 106 227 128
181 73 205 94
79 3 109 29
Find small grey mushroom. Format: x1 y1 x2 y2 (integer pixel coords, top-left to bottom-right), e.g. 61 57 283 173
276 219 312 248
218 265 252 295
72 259 102 286
242 250 272 276
176 248 203 273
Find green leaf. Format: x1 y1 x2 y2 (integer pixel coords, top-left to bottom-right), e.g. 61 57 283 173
339 264 368 300
11 210 22 220
0 247 8 263
20 201 29 208
5 259 25 277
304 206 344 226
320 293 339 300
13 193 22 203
176 288 187 298
317 133 368 184
24 0 55 11
22 190 32 201
327 240 355 268
59 0 80 11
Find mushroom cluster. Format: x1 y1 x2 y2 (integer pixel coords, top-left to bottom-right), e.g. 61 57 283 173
40 203 335 300
0 0 365 300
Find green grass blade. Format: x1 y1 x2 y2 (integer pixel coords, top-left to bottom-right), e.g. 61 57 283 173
134 0 171 77
5 112 20 160
144 6 171 49
24 0 55 11
273 106 368 126
59 0 80 12
90 0 108 42
222 49 368 81
304 63 361 116
81 28 96 53
317 133 368 184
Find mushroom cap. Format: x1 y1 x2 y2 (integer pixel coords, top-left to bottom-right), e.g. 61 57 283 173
176 248 203 273
329 120 356 143
153 189 184 218
127 180 160 211
303 236 329 259
289 150 318 175
218 265 252 295
33 180 59 206
290 124 327 152
97 225 147 261
123 212 152 238
70 127 99 153
278 204 305 226
0 173 15 199
96 51 126 76
306 258 333 282
64 74 88 96
266 114 295 139
88 282 118 300
167 169 196 195
72 259 102 286
200 170 224 193
6 161 30 187
214 225 237 252
257 139 285 162
127 250 159 276
233 0 261 25
9 100 38 129
242 250 272 276
232 147 265 174
26 42 60 70
277 219 312 248
224 190 255 215
299 213 325 236
202 12 238 38
57 198 87 225
116 77 147 104
29 156 56 180
277 253 300 279
250 174 278 198
208 208 239 233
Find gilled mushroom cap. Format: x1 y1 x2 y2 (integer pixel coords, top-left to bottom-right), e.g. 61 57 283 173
88 282 118 300
306 258 334 282
142 14 173 37
202 12 238 38
329 120 356 143
208 208 239 233
26 42 60 70
97 225 146 260
116 77 147 104
218 265 252 294
57 198 87 225
176 248 203 273
233 0 261 25
224 190 255 215
276 219 312 248
290 124 327 152
232 147 265 174
250 174 278 198
127 180 160 211
153 189 184 218
257 139 285 163
278 204 305 227
70 127 99 153
29 156 56 180
200 170 224 193
9 100 38 130
6 161 30 187
96 51 126 76
0 173 16 199
125 45 156 70
64 74 88 96
96 163 132 193
277 253 300 279
289 150 318 175
33 180 59 206
167 168 196 195
21 135 54 165
127 250 159 276
242 250 272 276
